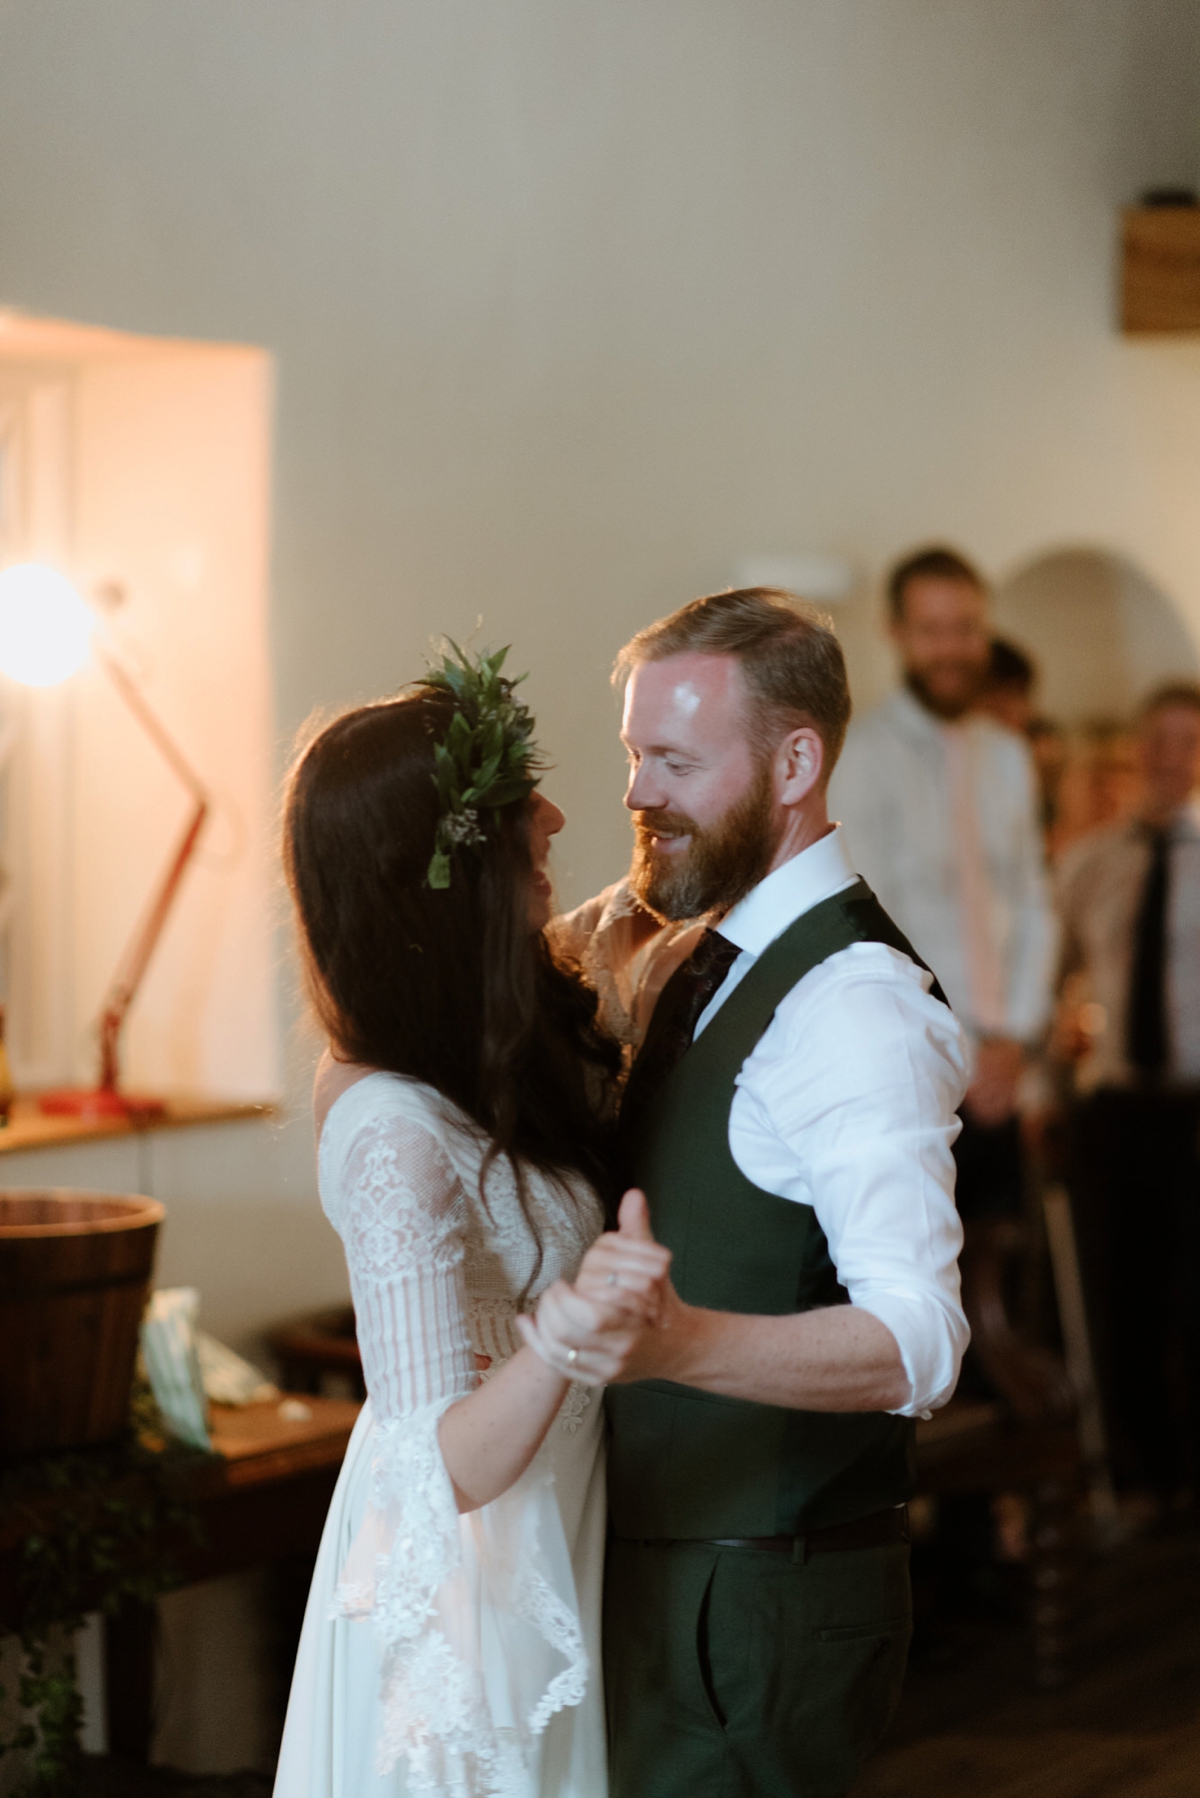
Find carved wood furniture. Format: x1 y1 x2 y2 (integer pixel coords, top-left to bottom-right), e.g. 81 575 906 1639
913 1217 1085 1687
268 1305 366 1400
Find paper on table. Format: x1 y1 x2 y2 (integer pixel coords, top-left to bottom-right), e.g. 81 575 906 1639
196 1331 279 1407
141 1287 211 1450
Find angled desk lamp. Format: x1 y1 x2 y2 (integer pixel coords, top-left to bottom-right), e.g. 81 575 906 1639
0 562 210 1119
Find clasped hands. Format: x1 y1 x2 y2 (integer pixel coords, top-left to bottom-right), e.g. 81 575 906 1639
515 1189 677 1386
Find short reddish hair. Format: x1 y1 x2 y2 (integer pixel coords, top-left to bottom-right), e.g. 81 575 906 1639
614 586 852 778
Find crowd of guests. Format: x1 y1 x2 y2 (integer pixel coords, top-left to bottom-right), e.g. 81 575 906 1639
828 544 1200 1514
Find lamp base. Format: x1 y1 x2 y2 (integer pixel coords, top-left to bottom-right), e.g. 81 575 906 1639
38 1088 166 1122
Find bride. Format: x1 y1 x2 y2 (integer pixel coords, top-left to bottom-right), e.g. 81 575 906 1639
273 649 667 1798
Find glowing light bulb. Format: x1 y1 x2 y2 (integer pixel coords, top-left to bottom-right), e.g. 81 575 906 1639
0 564 95 687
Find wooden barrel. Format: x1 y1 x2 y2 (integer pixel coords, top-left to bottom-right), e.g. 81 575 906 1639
0 1190 165 1460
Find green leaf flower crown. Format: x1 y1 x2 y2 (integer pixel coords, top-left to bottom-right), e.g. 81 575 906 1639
424 642 541 889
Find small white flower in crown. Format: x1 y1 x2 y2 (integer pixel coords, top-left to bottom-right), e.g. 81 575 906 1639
441 808 485 849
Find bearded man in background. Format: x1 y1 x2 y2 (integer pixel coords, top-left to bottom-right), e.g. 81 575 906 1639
828 546 1057 1224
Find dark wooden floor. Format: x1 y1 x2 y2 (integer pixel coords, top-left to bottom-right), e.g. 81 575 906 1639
80 1769 270 1796
76 1524 1200 1796
856 1524 1200 1797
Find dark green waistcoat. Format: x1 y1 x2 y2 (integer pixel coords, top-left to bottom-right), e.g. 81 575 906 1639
607 878 948 1540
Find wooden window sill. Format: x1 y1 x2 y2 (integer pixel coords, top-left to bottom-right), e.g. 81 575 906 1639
0 1096 279 1156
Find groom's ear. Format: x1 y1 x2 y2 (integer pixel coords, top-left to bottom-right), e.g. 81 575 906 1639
617 1188 655 1240
776 726 824 806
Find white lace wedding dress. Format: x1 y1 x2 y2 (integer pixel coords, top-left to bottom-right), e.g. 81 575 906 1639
273 1072 608 1798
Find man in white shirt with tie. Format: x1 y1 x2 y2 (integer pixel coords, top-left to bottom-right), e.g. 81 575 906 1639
1058 682 1200 1499
828 546 1057 1223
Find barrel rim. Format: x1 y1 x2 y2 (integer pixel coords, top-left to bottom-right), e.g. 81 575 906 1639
0 1189 165 1237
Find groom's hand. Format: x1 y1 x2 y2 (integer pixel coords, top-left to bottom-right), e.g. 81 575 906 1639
518 1191 687 1385
572 1190 672 1325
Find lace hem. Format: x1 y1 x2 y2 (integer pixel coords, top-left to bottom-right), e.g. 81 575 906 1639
330 1401 587 1796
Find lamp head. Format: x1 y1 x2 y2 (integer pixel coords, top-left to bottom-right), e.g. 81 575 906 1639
0 564 96 687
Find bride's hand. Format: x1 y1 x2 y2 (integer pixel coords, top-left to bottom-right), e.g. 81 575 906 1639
516 1282 643 1386
515 1192 673 1383
573 1195 672 1326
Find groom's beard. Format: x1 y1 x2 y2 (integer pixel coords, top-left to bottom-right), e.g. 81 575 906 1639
629 762 779 923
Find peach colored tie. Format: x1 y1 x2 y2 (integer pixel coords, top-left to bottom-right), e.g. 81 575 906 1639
944 724 1006 1034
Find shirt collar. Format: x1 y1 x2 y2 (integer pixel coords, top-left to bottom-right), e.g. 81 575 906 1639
716 824 857 956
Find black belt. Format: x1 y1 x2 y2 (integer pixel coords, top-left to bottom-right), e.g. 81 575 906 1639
639 1504 909 1561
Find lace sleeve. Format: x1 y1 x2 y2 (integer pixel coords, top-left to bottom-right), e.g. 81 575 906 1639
338 1108 476 1418
327 1093 589 1793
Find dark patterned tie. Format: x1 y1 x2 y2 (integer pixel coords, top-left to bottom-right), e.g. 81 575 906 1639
619 929 741 1137
1127 824 1171 1077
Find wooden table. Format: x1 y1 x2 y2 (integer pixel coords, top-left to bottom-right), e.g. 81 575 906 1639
0 1394 360 1762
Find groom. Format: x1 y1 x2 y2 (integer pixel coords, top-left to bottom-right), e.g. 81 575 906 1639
534 588 970 1798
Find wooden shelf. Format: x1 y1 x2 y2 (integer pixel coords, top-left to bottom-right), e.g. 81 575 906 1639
1121 206 1200 333
0 1094 279 1157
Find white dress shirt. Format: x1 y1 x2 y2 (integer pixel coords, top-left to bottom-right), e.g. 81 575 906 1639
695 826 970 1417
1058 801 1200 1092
828 688 1057 1050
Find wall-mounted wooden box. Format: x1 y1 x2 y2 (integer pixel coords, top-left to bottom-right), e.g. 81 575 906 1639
1121 206 1200 334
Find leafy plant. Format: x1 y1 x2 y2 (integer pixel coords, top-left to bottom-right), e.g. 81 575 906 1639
0 1388 208 1794
423 643 541 889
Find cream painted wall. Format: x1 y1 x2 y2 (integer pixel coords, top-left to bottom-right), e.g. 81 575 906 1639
0 4 1196 898
0 0 1199 1768
1 0 1198 903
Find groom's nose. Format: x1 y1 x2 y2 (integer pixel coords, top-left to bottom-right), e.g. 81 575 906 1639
625 759 664 812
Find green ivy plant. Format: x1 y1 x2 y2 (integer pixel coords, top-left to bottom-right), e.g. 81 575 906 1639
0 1387 208 1795
423 643 542 889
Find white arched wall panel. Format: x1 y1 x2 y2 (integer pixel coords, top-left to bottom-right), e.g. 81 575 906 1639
995 546 1200 726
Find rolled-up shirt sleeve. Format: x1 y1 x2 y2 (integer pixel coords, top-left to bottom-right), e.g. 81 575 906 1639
729 941 970 1417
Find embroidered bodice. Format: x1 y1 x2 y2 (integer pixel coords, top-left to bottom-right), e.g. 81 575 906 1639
319 1071 603 1411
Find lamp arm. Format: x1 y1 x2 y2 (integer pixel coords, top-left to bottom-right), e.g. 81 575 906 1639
94 647 211 1094
98 649 208 808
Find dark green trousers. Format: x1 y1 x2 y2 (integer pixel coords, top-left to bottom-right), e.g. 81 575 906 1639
604 1537 911 1798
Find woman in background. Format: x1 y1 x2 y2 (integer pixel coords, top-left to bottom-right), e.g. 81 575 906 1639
274 649 665 1798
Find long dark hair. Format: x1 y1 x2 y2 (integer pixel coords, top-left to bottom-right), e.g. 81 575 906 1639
283 685 620 1262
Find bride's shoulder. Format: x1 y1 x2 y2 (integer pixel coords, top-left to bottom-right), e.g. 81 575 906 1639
313 1049 376 1137
316 1061 484 1166
318 1062 437 1133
